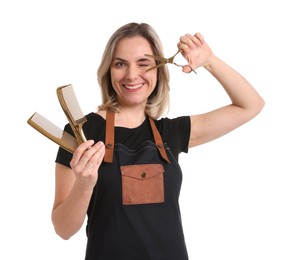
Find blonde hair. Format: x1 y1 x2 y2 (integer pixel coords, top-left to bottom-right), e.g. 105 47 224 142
97 22 170 119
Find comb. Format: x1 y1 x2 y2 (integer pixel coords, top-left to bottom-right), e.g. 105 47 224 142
56 84 87 145
27 112 78 153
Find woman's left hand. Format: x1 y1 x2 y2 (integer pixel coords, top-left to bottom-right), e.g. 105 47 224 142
177 32 213 73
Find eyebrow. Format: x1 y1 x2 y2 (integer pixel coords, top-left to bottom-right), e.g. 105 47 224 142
112 57 125 62
138 57 152 62
112 57 152 62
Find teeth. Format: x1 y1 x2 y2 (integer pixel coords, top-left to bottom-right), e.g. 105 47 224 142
124 84 142 89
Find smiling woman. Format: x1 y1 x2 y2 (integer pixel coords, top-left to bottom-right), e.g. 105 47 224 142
109 36 158 111
51 22 264 260
97 23 170 120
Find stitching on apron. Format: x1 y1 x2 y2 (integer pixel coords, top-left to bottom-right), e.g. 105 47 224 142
103 110 170 164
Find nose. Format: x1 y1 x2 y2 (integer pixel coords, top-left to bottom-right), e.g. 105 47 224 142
125 64 139 79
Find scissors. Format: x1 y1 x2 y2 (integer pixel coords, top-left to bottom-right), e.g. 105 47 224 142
144 50 197 74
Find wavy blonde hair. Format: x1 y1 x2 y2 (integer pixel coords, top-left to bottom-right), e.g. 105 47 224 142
97 22 170 119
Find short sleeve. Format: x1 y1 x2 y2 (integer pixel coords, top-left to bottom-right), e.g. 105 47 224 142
55 123 73 168
157 116 191 160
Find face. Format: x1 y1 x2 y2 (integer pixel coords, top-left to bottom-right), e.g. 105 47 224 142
110 36 157 109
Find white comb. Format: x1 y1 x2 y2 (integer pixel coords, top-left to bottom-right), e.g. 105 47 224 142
27 112 78 153
56 84 87 144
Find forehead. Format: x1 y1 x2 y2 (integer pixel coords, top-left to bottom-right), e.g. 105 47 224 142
114 36 153 56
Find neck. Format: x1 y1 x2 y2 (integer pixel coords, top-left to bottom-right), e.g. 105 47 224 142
115 107 146 128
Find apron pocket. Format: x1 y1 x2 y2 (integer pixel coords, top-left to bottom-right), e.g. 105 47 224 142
120 164 164 205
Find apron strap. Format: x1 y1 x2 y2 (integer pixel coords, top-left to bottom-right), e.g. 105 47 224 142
104 109 115 163
104 110 170 164
148 118 170 163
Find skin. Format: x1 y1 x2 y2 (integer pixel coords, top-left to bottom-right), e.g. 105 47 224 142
52 34 264 240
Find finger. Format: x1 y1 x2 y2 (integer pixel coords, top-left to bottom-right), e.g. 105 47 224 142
179 35 194 48
86 143 106 171
184 33 202 47
194 32 204 44
71 140 95 166
78 143 105 180
180 33 201 47
76 141 104 170
177 42 189 52
71 141 102 172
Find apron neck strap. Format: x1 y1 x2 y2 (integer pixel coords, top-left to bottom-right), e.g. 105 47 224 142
104 109 115 163
103 110 170 164
148 117 170 163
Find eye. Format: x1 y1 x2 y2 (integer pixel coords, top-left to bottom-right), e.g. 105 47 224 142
138 63 149 68
114 61 126 68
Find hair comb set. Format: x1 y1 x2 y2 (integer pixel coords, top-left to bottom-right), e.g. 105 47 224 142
27 84 87 153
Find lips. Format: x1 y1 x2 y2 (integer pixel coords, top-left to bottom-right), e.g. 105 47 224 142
123 83 144 90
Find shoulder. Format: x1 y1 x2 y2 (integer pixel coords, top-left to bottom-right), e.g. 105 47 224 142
156 116 191 133
83 112 106 140
84 112 106 128
155 116 191 154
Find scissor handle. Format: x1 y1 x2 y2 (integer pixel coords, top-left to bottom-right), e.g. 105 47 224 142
145 50 197 74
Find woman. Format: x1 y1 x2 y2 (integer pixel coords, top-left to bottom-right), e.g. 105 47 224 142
52 22 264 259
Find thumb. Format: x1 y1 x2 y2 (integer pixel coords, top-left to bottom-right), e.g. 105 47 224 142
182 65 193 74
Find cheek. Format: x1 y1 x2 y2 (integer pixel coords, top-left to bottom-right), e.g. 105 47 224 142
149 73 158 89
110 70 122 88
145 68 157 83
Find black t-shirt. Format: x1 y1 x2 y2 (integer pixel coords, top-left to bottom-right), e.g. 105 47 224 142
56 113 190 166
55 113 191 260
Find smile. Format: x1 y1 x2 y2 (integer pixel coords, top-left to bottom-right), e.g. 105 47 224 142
123 83 144 90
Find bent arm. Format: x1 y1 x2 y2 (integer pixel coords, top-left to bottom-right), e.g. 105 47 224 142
177 32 264 148
189 54 265 147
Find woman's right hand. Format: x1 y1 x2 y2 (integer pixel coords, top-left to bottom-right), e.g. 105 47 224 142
70 140 105 192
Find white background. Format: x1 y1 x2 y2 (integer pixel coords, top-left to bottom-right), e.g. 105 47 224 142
1 0 294 259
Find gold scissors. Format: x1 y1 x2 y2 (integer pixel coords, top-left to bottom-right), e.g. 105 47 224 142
144 50 197 74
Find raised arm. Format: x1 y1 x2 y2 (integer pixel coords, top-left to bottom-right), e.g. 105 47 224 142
177 33 265 148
